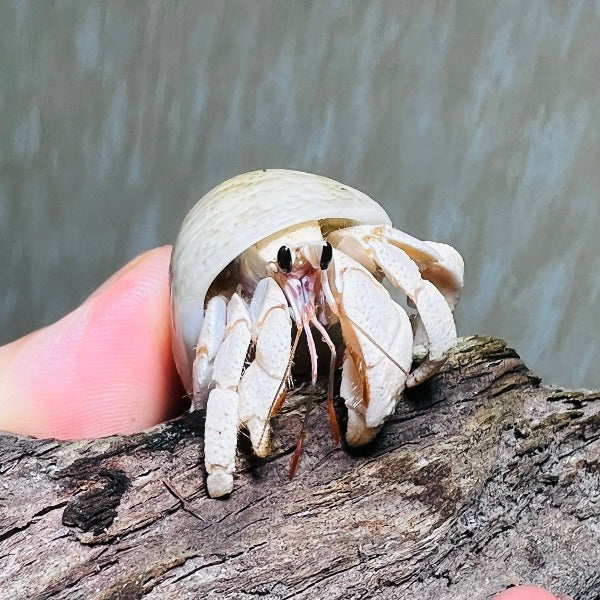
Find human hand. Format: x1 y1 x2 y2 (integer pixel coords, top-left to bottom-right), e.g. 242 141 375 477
0 246 186 439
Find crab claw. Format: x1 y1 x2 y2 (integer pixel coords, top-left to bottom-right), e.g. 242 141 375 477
325 250 413 446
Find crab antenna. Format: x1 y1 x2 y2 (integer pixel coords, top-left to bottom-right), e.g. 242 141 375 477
270 324 303 418
343 314 409 377
289 397 315 479
310 316 341 446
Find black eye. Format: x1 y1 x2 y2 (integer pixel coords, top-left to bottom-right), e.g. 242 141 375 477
277 246 293 273
320 241 333 270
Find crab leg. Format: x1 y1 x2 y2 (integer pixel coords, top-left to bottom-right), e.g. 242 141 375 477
329 225 463 309
238 277 292 458
203 294 252 498
365 238 457 386
192 295 227 410
419 240 464 310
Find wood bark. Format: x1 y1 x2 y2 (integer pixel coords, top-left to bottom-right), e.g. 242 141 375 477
1 336 598 600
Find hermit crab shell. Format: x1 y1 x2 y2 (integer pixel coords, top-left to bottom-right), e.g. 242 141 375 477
170 169 392 393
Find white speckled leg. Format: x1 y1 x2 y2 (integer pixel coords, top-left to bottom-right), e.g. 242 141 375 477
238 278 292 458
365 238 457 387
329 225 464 310
192 295 227 411
328 251 412 446
204 389 240 498
203 294 252 498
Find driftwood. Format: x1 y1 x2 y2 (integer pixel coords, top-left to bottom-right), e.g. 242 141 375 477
1 336 599 600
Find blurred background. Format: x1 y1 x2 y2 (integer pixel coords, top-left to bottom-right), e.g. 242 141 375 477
1 1 599 389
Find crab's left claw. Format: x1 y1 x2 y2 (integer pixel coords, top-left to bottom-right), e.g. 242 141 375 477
325 251 413 446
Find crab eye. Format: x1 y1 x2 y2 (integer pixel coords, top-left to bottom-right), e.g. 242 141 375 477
320 241 333 270
277 245 293 273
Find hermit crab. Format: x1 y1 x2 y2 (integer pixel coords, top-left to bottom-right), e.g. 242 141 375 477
170 169 464 498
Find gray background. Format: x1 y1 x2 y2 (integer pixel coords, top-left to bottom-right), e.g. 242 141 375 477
1 1 599 389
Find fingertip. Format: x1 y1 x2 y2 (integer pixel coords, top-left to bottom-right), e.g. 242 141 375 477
85 245 173 303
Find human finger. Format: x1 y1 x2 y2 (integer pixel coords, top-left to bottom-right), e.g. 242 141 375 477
0 246 186 439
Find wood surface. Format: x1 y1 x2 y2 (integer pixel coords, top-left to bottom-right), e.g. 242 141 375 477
1 336 598 599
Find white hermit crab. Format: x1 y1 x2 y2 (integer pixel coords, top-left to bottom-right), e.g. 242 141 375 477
170 169 464 498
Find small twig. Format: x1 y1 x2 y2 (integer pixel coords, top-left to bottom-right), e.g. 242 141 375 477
162 478 205 522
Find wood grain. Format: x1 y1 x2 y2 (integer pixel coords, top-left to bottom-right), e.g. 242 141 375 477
1 336 598 599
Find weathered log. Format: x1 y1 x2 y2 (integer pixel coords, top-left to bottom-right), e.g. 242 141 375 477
1 336 598 599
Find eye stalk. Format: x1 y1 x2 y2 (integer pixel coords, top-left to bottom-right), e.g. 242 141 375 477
320 241 333 270
277 245 293 273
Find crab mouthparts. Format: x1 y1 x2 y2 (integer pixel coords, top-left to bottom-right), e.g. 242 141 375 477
270 262 329 386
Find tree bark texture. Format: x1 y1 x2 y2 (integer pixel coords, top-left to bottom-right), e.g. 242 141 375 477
1 336 598 600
